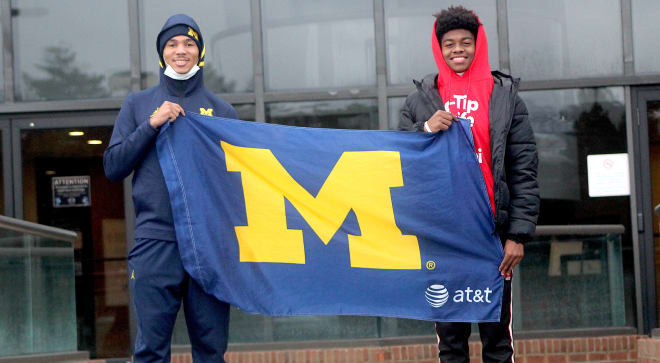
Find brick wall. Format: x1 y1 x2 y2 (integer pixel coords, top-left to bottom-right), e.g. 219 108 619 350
84 335 650 363
513 335 641 363
638 337 660 362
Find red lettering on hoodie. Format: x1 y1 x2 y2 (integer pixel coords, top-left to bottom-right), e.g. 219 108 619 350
432 18 496 219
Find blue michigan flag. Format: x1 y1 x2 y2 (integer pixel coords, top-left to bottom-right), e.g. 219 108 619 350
156 112 505 322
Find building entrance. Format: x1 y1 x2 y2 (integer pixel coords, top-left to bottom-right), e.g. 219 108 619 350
632 87 660 333
15 115 130 359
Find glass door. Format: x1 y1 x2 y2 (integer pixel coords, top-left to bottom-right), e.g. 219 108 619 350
12 113 131 358
633 87 660 333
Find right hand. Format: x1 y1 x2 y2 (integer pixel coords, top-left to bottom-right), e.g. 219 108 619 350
149 101 185 129
426 110 458 132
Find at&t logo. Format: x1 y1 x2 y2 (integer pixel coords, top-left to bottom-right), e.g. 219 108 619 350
425 284 449 307
426 284 494 308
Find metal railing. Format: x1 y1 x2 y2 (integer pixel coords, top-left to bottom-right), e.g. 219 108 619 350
536 224 625 236
0 215 77 241
0 215 80 359
0 215 77 258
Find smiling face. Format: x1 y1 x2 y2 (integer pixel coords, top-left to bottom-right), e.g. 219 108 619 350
162 35 199 74
440 28 475 73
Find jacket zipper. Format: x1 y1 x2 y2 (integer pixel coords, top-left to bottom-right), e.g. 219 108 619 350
414 79 444 116
178 81 184 109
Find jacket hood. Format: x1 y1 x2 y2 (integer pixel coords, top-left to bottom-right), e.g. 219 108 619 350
156 14 206 70
431 15 496 218
431 18 492 88
156 14 205 96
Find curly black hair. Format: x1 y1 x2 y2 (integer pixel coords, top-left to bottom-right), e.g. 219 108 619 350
434 6 479 43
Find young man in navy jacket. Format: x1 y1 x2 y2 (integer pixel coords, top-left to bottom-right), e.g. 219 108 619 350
104 14 237 362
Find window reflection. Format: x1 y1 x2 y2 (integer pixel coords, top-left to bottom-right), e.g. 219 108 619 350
384 0 499 85
174 307 380 344
139 0 253 93
632 0 660 74
388 97 405 130
234 104 256 121
262 0 375 90
508 0 623 80
0 131 3 214
0 6 4 102
520 232 627 330
522 87 634 329
12 1 130 101
522 88 626 209
266 100 378 130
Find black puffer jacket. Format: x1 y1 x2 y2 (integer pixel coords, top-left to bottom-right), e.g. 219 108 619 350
398 71 539 243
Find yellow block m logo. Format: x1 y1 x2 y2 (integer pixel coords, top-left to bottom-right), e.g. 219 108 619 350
221 141 421 270
200 108 214 116
187 27 199 40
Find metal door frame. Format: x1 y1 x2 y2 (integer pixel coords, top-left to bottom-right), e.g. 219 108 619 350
631 86 660 334
10 111 118 219
0 119 12 216
9 110 136 356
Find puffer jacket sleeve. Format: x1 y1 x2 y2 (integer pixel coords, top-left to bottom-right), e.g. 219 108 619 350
504 94 540 242
398 92 425 132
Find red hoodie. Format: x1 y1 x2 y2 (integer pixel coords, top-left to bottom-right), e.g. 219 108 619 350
432 20 496 218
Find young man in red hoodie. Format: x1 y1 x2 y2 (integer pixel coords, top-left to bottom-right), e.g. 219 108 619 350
399 6 539 362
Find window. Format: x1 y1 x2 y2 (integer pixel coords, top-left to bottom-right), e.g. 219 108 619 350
139 0 253 93
234 104 256 121
519 87 635 329
12 1 130 101
508 0 623 80
262 0 375 90
631 0 660 74
266 99 378 130
522 88 626 209
388 97 405 130
0 5 4 102
385 0 499 85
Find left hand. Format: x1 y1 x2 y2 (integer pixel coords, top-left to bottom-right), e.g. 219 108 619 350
499 239 524 276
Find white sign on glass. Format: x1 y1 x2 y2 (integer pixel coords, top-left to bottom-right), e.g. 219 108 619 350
587 153 630 197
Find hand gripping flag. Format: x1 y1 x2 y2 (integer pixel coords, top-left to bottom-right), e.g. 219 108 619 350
156 113 504 322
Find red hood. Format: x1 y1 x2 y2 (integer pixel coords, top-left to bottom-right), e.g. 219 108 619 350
431 16 497 218
432 19 493 90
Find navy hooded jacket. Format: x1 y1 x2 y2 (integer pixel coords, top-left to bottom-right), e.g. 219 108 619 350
104 14 238 241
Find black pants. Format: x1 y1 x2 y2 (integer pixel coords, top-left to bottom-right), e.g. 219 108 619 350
435 279 513 363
